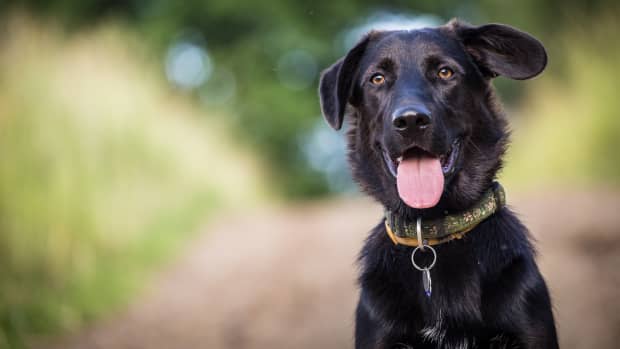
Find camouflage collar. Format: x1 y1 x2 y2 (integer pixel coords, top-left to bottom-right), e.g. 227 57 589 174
384 182 506 247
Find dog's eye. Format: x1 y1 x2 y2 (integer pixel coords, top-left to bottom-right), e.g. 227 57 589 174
370 74 386 86
437 67 454 80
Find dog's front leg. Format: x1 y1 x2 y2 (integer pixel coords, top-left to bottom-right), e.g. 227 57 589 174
487 257 559 348
514 282 559 349
499 265 559 348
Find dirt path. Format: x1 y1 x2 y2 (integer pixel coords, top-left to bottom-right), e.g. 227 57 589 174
38 190 620 349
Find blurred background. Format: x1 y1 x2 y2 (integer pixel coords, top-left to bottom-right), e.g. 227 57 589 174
0 1 618 348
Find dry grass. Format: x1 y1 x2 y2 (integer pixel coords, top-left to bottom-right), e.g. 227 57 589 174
0 14 266 347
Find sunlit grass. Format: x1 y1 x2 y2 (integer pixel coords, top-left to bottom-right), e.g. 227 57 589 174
500 16 620 189
0 15 266 348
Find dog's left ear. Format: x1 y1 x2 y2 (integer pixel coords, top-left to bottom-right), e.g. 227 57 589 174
319 33 375 130
453 21 547 80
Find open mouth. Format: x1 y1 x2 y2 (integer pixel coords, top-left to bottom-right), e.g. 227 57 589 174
382 139 461 208
382 139 461 178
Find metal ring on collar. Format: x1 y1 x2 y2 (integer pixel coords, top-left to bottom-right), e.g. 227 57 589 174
411 244 437 271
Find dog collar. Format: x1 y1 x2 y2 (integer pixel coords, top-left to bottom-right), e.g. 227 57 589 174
384 182 506 247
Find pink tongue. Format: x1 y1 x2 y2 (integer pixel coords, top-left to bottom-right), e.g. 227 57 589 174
397 156 444 208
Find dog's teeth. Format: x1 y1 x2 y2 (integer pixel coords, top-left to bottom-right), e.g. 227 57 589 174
397 156 403 163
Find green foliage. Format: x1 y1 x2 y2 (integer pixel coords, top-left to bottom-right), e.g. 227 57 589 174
0 17 264 347
6 0 618 197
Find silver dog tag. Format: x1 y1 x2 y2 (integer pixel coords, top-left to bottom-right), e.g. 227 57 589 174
422 268 432 297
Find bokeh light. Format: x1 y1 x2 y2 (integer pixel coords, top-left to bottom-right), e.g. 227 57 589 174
337 11 442 53
300 121 355 193
165 41 212 90
276 49 318 90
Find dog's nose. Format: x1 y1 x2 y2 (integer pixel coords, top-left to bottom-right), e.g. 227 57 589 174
392 107 431 133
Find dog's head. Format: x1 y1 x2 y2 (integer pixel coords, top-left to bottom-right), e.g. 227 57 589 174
319 20 546 217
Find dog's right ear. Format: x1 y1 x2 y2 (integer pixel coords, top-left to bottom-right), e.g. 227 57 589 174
319 33 374 130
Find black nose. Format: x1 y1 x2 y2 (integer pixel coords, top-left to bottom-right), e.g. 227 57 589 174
392 107 431 132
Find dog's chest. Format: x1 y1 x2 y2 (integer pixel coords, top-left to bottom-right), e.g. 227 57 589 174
418 323 473 349
389 305 519 349
369 263 489 346
415 309 477 348
419 310 449 345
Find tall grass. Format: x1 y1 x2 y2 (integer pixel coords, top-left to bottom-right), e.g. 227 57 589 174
0 15 265 347
501 16 620 189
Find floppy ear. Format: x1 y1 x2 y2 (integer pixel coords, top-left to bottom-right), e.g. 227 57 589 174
318 34 373 130
455 22 547 80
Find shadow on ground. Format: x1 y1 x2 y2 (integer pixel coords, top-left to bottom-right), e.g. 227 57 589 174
37 189 620 349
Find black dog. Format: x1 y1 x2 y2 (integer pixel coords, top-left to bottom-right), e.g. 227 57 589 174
318 20 558 348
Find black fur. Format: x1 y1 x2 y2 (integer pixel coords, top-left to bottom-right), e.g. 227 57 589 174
318 20 557 348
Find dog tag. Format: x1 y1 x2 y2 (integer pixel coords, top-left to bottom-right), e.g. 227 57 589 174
422 268 432 297
411 244 436 298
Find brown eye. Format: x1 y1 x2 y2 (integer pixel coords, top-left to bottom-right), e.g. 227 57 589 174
437 67 454 80
370 73 385 85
